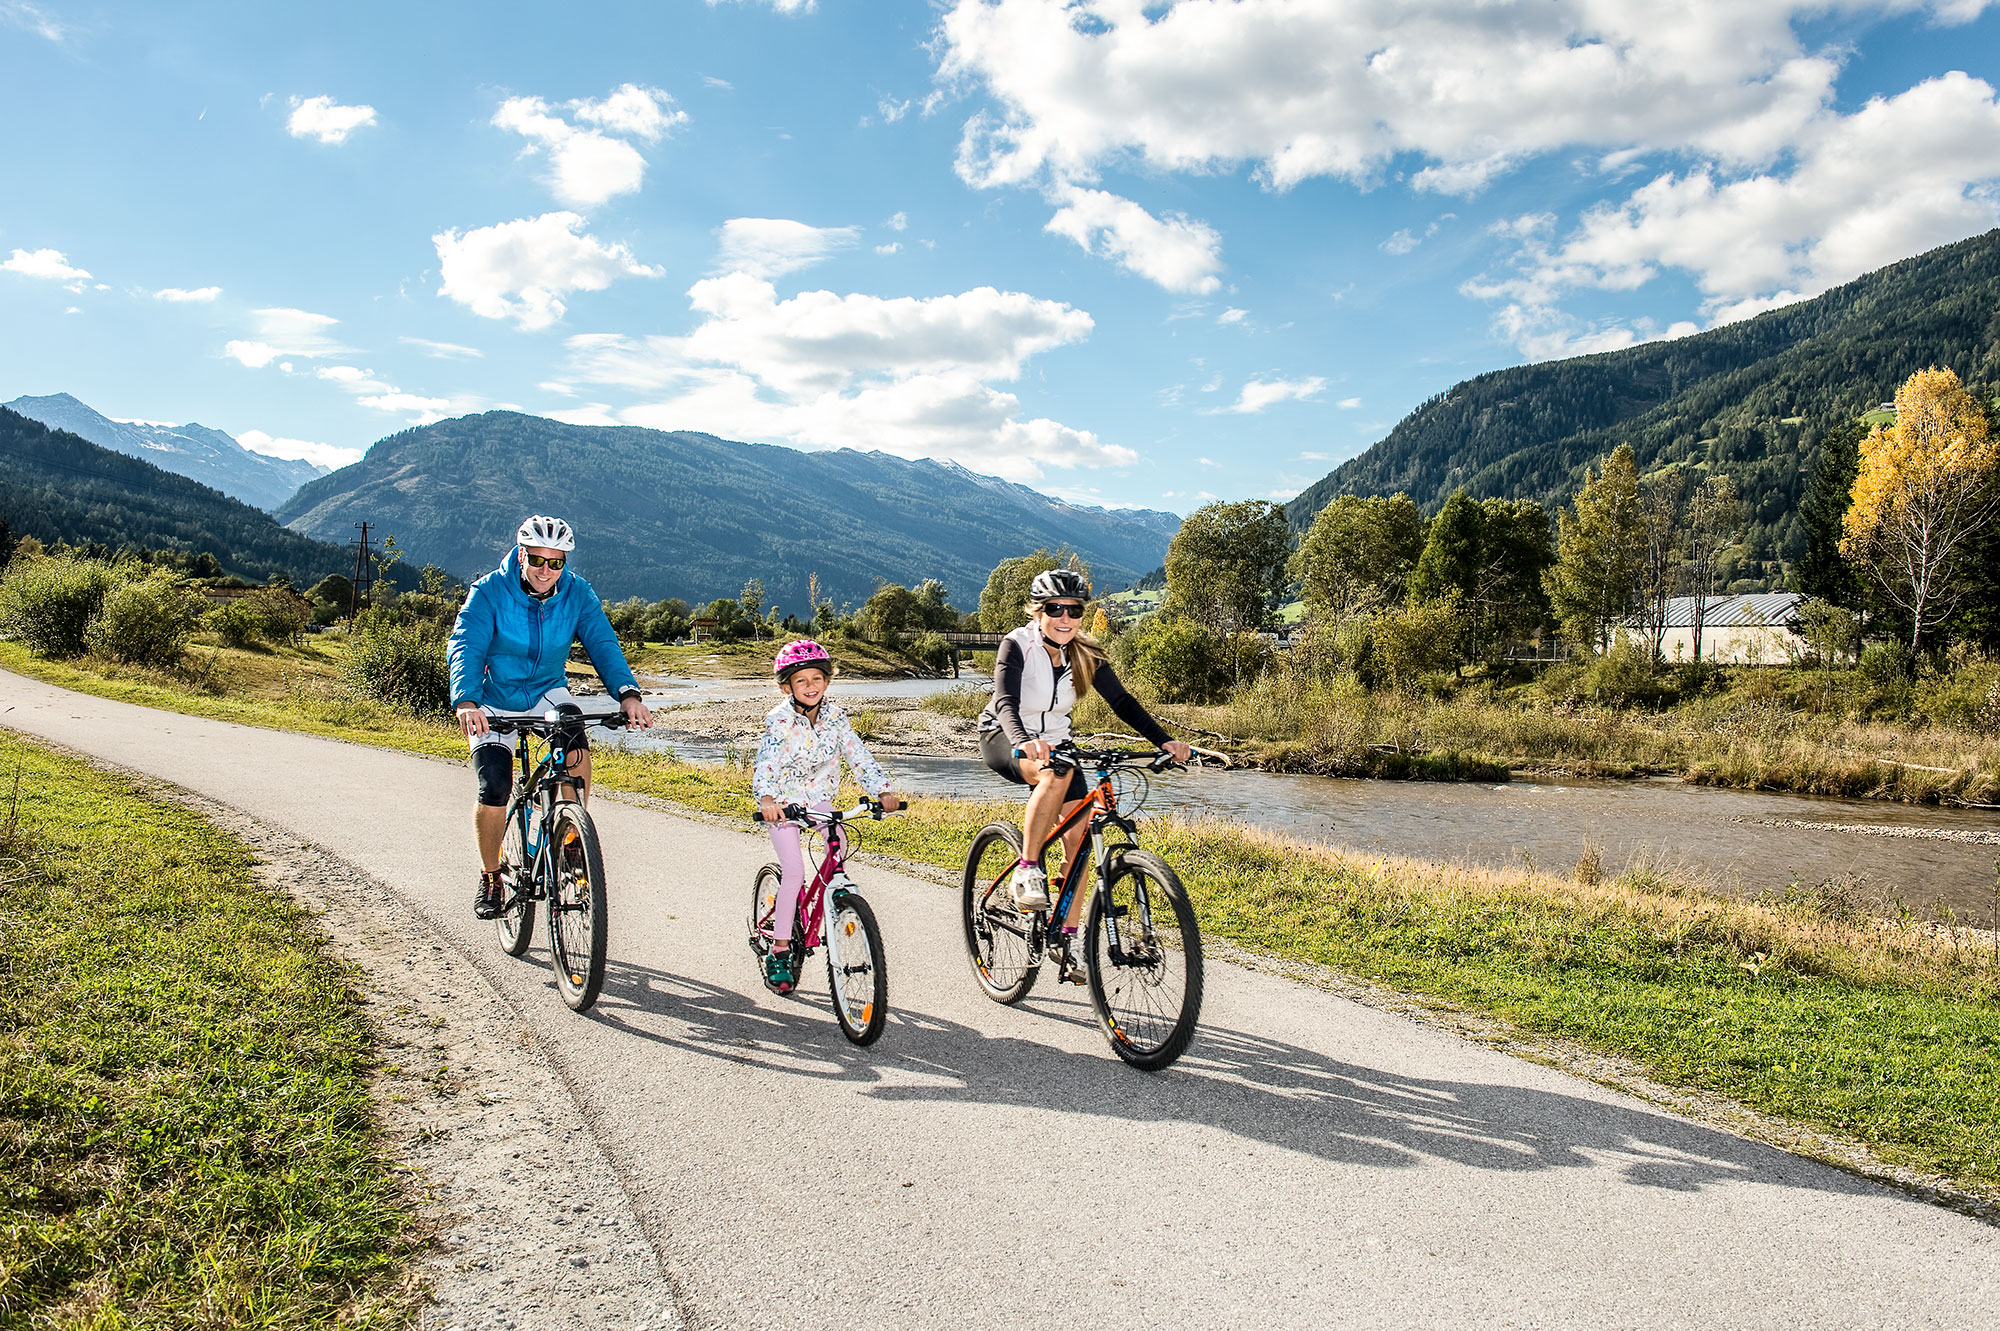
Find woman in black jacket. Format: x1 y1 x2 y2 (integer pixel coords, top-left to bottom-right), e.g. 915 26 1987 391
977 569 1191 943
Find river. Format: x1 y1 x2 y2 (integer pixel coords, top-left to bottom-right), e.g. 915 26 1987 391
621 676 2000 924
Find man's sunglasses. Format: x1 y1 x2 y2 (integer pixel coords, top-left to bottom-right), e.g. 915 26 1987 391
523 553 566 570
1041 602 1085 619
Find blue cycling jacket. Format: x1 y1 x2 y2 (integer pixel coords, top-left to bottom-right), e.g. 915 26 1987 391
447 547 639 711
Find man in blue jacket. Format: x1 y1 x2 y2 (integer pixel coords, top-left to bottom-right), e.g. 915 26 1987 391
448 514 653 919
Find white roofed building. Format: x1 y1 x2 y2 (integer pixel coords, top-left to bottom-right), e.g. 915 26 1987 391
1628 592 1807 665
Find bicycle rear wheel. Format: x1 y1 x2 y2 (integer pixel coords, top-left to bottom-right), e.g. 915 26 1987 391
1085 849 1203 1070
545 802 608 1012
496 797 536 958
961 822 1038 1004
749 864 781 957
826 890 889 1045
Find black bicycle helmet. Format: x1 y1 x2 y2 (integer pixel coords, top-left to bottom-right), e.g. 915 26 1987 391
1029 568 1090 603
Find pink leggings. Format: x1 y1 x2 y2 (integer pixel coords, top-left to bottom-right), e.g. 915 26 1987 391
767 802 842 948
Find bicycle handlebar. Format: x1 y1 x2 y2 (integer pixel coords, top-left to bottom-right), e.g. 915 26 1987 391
484 702 632 734
1012 740 1182 773
752 797 906 826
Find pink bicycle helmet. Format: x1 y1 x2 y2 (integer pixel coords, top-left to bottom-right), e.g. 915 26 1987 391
773 638 833 681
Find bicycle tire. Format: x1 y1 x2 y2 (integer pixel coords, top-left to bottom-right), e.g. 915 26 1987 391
1085 849 1203 1070
961 822 1038 1004
826 890 889 1045
545 802 609 1012
748 863 784 957
496 796 536 958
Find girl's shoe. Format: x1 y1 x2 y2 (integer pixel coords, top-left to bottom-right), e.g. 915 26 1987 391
763 949 796 995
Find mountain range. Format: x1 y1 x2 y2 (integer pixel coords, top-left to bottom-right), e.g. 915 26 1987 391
0 406 351 585
1287 228 2000 587
277 413 1181 610
4 392 326 512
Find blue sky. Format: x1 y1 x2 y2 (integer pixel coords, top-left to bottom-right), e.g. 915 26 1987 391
5 0 2000 514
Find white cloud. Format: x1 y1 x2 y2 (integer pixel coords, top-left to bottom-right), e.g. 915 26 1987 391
434 212 661 331
316 365 395 395
312 362 464 423
707 0 816 12
222 307 350 367
287 95 377 145
876 242 901 255
1210 377 1327 415
1380 229 1420 256
4 248 89 281
235 428 362 469
702 75 734 91
1466 71 2000 350
153 286 221 302
879 97 913 123
400 336 485 359
358 392 455 418
493 84 686 207
563 275 1117 480
1337 397 1361 408
1217 307 1248 325
1044 185 1223 293
714 218 860 279
548 403 622 426
887 211 909 231
1 2 65 41
936 1 1993 197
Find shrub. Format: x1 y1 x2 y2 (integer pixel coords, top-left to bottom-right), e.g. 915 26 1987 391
908 630 953 674
1542 637 1678 708
1372 595 1468 685
1859 641 1914 685
84 572 205 667
1123 618 1267 704
207 601 261 649
0 554 122 657
245 586 311 642
1915 652 2000 733
341 611 451 717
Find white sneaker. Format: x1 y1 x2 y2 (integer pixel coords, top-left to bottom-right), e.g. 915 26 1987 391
1009 863 1050 910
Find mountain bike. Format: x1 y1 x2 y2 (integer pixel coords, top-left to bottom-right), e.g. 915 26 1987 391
490 701 630 1013
749 799 900 1045
961 743 1204 1070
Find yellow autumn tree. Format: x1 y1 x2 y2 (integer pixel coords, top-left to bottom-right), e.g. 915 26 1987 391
1840 366 2000 653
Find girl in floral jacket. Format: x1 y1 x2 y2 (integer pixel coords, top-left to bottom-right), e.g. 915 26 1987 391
753 638 901 993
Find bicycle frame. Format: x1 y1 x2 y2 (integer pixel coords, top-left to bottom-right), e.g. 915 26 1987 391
769 812 855 952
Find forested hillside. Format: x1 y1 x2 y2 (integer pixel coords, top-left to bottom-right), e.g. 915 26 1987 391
1288 228 2000 587
278 412 1180 608
0 408 351 584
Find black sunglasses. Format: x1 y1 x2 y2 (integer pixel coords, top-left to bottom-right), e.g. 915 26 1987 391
1041 602 1085 619
523 553 566 570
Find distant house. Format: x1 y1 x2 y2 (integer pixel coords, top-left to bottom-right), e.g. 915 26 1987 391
1629 592 1806 665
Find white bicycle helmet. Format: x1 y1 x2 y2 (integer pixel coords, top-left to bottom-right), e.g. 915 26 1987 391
516 514 575 552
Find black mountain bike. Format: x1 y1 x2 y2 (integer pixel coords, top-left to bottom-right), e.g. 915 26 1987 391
489 701 630 1013
962 742 1204 1070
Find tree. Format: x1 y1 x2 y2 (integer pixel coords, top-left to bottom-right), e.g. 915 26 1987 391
1543 444 1643 654
1408 490 1484 606
1631 466 1688 661
1685 473 1741 664
1840 366 2000 655
1290 493 1424 618
1797 419 1865 606
1473 498 1554 651
979 548 1076 631
913 578 956 630
1161 500 1290 634
739 579 765 637
858 583 923 640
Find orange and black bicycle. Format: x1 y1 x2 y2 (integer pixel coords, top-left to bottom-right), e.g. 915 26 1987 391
961 741 1203 1070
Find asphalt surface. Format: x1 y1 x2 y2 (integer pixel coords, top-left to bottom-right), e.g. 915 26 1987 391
5 668 1995 1330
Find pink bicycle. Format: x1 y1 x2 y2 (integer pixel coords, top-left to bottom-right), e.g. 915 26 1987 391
749 798 898 1045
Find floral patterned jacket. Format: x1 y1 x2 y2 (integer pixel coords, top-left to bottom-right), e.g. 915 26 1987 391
751 698 891 807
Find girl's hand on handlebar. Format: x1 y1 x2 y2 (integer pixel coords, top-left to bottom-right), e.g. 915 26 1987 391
456 703 488 739
758 796 784 824
1163 740 1193 765
876 792 903 813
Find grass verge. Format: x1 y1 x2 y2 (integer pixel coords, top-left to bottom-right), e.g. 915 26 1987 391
0 729 422 1326
8 642 1998 1198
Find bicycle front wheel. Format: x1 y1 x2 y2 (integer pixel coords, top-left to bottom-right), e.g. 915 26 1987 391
496 797 536 958
749 864 781 957
1086 849 1203 1070
826 891 888 1046
961 823 1038 1004
545 802 609 1012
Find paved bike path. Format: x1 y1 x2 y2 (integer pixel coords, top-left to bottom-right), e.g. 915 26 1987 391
4 668 1993 1330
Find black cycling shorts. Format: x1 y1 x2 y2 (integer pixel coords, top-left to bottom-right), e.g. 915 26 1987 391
979 728 1085 803
472 727 591 807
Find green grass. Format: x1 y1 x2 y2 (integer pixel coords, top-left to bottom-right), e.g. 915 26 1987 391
0 730 422 1327
9 640 1999 1197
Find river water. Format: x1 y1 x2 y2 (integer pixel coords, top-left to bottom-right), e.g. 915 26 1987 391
621 676 2000 923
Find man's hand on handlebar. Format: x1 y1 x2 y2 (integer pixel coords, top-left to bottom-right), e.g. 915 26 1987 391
456 702 488 739
620 692 654 730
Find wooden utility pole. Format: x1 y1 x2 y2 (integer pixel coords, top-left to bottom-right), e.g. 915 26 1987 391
349 522 374 616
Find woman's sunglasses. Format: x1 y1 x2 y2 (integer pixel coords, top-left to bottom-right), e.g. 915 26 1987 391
1040 602 1085 619
523 553 566 570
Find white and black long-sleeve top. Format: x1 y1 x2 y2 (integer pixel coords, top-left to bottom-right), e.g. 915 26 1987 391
978 622 1173 749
